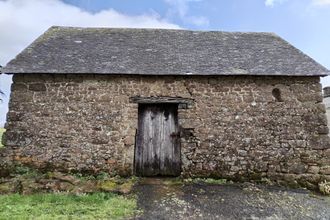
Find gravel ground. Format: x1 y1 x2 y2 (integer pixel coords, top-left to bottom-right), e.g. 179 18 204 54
133 178 330 220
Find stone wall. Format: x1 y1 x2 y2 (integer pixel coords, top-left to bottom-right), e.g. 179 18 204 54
324 87 330 135
1 74 329 187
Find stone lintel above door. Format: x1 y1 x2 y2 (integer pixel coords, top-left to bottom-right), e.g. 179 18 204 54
129 96 194 109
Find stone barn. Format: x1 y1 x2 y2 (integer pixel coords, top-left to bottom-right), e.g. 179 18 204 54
1 26 330 186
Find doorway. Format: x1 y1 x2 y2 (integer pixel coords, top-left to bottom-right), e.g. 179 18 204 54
134 103 181 176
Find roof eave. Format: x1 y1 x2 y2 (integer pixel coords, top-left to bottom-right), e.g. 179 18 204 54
2 69 329 77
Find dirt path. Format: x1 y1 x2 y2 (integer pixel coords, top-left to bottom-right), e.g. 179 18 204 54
133 178 330 220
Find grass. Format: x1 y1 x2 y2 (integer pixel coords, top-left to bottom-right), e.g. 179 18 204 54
0 193 137 220
0 128 5 147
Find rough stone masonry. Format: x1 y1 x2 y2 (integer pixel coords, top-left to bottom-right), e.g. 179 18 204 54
1 74 329 188
324 87 330 133
1 27 330 188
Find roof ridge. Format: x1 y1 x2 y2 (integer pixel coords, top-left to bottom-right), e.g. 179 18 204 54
48 25 279 35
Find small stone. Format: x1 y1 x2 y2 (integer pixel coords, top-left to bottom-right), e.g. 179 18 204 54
237 150 247 157
123 136 134 145
29 83 46 91
49 172 80 185
231 166 240 172
320 166 330 175
317 126 329 135
307 166 320 174
324 149 330 157
288 163 307 174
319 181 330 195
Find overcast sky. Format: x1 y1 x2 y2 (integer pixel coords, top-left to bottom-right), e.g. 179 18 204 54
0 0 330 127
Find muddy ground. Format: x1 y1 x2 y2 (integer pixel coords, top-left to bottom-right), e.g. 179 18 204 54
133 178 330 220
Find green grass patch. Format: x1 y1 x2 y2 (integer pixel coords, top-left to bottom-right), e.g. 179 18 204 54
0 128 5 148
0 193 137 219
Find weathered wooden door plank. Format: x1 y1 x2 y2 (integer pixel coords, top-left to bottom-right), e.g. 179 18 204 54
135 104 181 176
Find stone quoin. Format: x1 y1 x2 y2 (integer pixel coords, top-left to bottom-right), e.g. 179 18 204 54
324 87 330 133
1 27 329 188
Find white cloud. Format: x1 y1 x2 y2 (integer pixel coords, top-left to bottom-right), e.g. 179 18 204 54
265 0 287 7
265 0 330 7
312 0 330 5
164 0 209 26
0 0 180 66
265 0 275 7
0 0 180 127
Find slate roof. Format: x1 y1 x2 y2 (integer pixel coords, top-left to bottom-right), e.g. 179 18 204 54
4 26 330 76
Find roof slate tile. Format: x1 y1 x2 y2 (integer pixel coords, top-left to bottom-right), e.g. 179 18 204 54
4 26 329 76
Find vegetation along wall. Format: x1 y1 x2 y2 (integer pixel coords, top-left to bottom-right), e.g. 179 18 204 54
1 74 329 187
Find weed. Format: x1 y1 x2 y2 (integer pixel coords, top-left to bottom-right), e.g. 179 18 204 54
14 165 40 178
96 171 111 180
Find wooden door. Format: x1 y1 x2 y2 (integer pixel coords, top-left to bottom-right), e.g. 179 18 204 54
135 104 181 176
